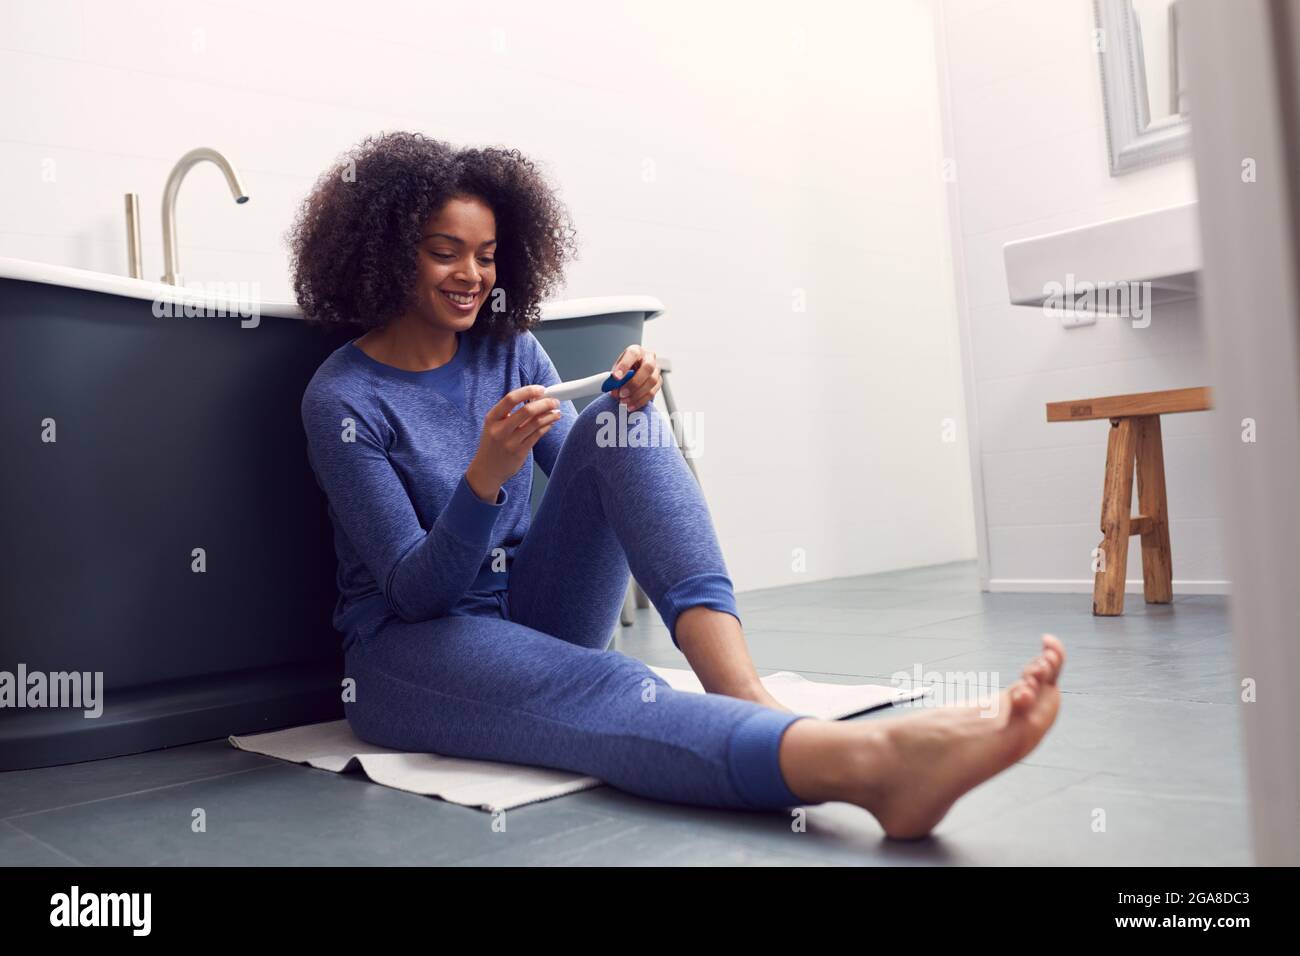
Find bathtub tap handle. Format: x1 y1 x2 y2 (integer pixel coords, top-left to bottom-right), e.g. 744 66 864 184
161 147 248 286
124 193 143 280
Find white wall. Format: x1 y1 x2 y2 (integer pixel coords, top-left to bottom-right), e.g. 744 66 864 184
936 0 1227 592
0 0 976 592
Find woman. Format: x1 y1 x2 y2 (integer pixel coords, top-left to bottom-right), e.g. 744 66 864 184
290 131 1064 838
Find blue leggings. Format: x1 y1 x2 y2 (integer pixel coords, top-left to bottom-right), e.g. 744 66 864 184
342 392 807 810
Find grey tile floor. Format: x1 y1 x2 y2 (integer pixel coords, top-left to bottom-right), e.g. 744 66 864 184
1 561 1251 866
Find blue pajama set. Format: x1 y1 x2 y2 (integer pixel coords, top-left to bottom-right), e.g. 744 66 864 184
300 327 805 810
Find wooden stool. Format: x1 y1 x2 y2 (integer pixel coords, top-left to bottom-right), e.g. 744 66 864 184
1046 386 1213 616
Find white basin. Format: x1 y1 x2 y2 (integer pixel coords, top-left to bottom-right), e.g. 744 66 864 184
1003 202 1201 309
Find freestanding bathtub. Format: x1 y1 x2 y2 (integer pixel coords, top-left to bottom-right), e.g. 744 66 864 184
0 256 662 771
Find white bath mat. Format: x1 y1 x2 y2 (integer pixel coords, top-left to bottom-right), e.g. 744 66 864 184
228 667 930 813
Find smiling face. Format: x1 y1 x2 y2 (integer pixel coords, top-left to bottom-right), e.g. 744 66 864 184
410 194 498 332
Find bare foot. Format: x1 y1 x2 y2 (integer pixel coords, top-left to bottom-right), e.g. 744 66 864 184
844 634 1065 839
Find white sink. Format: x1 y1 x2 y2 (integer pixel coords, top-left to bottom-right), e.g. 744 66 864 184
1003 202 1201 309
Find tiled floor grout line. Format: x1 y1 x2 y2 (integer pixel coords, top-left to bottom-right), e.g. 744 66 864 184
455 817 644 867
1037 771 1251 803
1 764 280 823
1 818 86 866
1015 761 1250 802
940 769 1104 837
752 609 1001 631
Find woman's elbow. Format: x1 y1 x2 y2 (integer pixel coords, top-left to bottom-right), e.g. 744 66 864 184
385 589 449 624
382 552 468 623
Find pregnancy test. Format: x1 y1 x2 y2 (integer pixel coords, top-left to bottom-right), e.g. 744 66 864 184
543 366 637 402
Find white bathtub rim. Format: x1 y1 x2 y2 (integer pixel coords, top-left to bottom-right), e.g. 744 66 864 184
0 255 664 323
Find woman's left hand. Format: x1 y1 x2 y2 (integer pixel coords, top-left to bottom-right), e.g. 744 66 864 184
610 345 661 411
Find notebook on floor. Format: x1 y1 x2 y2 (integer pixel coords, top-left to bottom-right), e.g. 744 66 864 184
228 667 931 813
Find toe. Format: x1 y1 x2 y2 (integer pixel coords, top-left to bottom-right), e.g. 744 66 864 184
1041 634 1066 675
1010 678 1037 713
1041 649 1062 683
1024 657 1048 682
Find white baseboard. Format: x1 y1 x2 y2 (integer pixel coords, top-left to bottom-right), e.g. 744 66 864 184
987 578 1231 596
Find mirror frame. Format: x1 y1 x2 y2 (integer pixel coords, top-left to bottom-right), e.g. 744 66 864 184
1094 0 1191 175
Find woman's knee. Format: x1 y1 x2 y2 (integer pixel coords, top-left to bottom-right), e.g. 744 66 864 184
569 392 619 447
567 392 676 467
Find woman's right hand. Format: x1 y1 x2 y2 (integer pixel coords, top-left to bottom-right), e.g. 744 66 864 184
465 385 562 503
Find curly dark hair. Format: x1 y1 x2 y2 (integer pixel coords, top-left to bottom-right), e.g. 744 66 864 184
287 131 578 342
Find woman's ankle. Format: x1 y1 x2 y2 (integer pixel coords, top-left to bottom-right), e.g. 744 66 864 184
778 719 883 805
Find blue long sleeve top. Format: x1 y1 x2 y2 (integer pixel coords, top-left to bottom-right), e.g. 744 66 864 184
300 327 578 634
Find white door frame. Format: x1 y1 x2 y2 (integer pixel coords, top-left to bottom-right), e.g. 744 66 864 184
1183 0 1300 866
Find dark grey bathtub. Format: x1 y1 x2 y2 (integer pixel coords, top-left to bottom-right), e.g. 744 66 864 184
0 262 661 770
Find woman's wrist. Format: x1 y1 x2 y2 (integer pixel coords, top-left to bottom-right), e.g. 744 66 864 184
464 460 501 504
